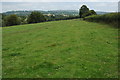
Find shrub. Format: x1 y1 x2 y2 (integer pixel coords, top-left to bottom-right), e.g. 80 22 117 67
4 14 21 26
82 10 97 18
27 11 46 23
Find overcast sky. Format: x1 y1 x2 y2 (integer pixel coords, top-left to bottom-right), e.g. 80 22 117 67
1 0 119 2
0 0 119 13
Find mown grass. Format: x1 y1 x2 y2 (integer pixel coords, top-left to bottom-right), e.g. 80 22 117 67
2 19 118 78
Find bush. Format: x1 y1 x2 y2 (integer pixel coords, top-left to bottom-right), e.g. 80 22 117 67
4 14 21 26
2 20 6 27
82 10 96 18
84 13 120 28
27 11 46 23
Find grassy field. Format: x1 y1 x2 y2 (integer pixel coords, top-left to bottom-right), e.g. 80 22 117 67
2 19 118 78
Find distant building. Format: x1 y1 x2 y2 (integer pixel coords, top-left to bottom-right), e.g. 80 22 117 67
62 14 69 17
44 14 55 16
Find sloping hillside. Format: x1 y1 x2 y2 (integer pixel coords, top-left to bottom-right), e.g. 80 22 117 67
2 19 118 78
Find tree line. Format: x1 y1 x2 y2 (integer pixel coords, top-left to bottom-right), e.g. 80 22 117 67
1 5 97 27
2 12 46 27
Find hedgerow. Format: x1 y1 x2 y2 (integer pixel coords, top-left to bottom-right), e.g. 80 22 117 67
84 13 120 28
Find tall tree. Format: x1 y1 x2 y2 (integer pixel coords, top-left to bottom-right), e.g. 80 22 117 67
79 5 89 18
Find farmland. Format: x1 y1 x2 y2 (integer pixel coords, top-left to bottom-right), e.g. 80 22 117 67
2 19 118 78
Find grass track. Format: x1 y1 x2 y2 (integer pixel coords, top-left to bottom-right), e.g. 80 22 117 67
2 19 118 78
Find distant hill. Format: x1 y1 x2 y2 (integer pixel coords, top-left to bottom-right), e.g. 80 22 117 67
96 11 109 15
2 10 111 16
3 10 79 16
